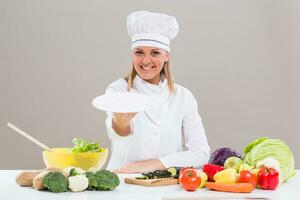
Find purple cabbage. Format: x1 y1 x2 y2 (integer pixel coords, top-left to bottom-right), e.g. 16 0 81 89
209 147 242 166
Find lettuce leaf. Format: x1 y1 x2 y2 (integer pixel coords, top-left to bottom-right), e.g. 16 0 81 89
71 138 101 153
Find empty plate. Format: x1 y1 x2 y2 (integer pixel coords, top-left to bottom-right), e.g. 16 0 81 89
92 92 160 113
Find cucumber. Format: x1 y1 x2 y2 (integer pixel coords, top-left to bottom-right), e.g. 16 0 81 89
167 167 182 178
135 175 148 179
167 167 177 177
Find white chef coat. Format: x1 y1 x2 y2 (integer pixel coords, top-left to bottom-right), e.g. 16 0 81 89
105 75 210 170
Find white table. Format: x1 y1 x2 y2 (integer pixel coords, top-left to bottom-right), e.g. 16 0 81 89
0 170 298 200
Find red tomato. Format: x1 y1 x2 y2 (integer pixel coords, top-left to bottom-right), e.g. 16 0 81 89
179 169 201 191
237 170 257 189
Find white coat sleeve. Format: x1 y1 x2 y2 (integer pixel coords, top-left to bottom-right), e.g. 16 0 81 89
104 80 135 141
159 91 210 168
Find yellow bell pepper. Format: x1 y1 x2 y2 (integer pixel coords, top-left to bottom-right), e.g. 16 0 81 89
213 168 237 184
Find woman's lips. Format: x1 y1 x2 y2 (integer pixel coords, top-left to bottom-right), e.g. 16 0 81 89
141 66 155 71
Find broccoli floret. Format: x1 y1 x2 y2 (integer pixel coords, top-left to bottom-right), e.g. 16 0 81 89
43 172 68 193
85 171 94 178
86 170 119 191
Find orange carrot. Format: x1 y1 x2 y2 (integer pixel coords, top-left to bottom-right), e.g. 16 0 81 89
205 182 254 193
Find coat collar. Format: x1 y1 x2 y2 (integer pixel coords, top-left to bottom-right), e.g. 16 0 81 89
133 74 169 98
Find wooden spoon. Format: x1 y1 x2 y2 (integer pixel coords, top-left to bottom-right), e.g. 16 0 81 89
7 122 52 152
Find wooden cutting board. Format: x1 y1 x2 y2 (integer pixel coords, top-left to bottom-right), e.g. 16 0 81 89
124 177 179 187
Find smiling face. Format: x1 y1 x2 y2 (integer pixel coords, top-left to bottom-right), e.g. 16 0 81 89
132 46 169 85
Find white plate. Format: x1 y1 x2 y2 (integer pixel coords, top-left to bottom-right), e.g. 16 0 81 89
92 92 160 113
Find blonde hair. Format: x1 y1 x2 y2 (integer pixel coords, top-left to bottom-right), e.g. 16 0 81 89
125 61 175 93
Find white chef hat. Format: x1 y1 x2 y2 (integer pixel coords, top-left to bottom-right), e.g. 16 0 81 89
127 11 179 52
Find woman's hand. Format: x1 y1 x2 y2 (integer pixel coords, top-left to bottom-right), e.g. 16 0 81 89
112 112 137 136
113 159 166 173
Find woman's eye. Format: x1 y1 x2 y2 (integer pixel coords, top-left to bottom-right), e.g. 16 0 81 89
135 51 143 55
151 51 160 56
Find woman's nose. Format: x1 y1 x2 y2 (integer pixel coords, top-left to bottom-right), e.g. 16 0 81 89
142 55 151 65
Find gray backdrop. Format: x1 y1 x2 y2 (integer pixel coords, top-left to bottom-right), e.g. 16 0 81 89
1 0 299 169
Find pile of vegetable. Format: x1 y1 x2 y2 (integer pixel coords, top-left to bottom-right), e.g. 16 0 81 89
16 137 295 194
16 167 119 193
176 137 295 193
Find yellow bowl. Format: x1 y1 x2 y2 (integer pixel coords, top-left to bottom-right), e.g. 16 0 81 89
43 148 108 171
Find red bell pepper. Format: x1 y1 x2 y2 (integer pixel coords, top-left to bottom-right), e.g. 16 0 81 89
257 167 279 190
203 164 224 182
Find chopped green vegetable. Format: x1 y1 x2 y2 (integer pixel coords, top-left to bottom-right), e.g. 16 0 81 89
135 170 173 179
43 172 68 193
71 138 102 153
86 170 119 191
243 137 296 183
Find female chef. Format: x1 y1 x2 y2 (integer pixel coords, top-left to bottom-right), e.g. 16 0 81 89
105 11 210 173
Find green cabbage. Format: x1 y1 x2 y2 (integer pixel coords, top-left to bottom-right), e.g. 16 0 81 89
243 137 296 183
